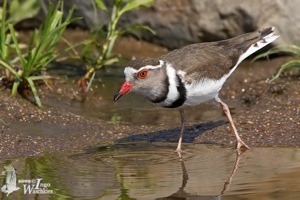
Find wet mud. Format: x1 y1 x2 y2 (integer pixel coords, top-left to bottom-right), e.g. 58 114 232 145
0 35 299 158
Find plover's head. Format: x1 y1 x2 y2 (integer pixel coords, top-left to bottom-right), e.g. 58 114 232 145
114 57 168 103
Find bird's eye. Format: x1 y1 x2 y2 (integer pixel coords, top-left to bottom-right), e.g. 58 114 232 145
137 70 148 79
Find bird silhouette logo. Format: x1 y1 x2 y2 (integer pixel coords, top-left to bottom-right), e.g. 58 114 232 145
1 165 20 196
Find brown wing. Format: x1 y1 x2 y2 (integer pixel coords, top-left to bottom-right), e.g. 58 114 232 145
160 27 274 82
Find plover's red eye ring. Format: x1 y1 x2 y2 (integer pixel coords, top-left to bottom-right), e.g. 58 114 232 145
137 70 148 79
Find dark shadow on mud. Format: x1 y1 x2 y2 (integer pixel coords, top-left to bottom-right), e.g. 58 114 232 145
117 120 227 144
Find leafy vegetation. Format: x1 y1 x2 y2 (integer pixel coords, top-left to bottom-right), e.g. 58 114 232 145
8 0 40 24
0 0 154 106
0 0 40 67
0 0 78 107
76 0 155 93
254 45 300 82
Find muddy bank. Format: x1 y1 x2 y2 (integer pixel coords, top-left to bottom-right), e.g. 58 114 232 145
0 87 158 158
194 58 300 147
0 55 299 158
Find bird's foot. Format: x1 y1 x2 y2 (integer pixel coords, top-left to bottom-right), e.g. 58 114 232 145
175 147 182 152
236 140 250 155
174 147 184 160
175 140 184 153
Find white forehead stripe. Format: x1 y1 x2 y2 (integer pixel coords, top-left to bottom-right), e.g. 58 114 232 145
124 60 165 82
139 60 164 71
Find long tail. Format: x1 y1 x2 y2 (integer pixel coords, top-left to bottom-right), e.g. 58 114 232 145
223 27 279 76
237 27 279 62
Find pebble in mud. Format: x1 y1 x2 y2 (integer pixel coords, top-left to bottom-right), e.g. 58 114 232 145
269 83 285 94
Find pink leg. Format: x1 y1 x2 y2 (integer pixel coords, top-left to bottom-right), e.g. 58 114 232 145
175 108 186 152
215 96 250 152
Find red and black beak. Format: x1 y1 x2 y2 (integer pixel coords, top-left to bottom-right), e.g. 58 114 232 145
114 82 133 101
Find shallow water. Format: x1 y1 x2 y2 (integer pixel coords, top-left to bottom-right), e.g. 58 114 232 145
44 66 224 128
1 143 300 199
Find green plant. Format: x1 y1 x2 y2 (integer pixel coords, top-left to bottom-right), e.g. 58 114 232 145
254 45 300 82
8 0 40 25
77 0 155 93
0 0 11 66
0 0 40 62
0 1 78 107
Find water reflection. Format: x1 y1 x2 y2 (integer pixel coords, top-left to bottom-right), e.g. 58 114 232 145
1 144 300 199
158 151 244 200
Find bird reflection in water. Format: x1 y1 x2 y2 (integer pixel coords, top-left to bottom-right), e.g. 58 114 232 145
157 151 246 200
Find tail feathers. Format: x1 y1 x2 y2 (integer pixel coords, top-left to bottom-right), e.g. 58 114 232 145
239 26 279 62
259 26 276 38
227 27 279 76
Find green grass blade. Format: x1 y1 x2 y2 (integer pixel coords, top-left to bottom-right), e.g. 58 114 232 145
95 0 108 12
61 37 81 56
26 77 42 107
284 45 300 52
270 60 300 82
85 71 95 92
27 3 77 73
79 39 95 58
28 26 62 72
0 0 8 59
253 45 300 61
102 57 119 66
28 75 51 81
119 0 153 15
105 35 118 60
8 24 27 67
41 2 59 38
30 25 67 61
0 59 20 79
9 0 40 25
11 80 20 96
27 2 60 67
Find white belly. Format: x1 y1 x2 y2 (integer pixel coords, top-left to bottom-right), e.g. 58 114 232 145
183 76 228 107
